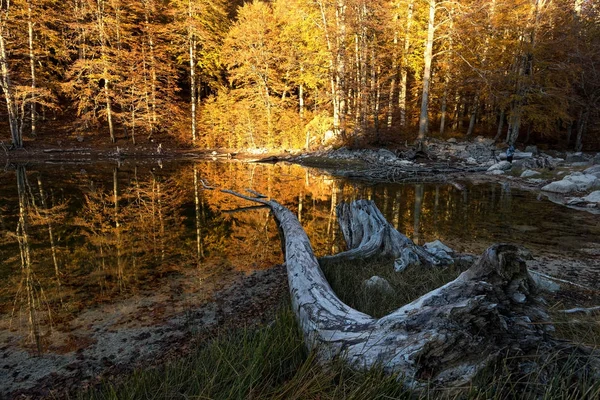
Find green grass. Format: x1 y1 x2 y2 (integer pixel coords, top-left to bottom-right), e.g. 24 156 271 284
319 255 463 318
83 257 600 400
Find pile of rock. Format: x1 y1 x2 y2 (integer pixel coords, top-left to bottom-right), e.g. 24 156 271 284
542 166 600 194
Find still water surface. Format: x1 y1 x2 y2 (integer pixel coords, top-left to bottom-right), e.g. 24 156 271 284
1 160 599 353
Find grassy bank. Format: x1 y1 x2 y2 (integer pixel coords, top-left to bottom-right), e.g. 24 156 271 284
84 260 600 400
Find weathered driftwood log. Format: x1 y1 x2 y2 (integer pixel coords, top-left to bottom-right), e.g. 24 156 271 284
223 191 596 387
321 200 466 271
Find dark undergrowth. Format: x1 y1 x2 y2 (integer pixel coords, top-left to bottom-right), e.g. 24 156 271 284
83 257 600 400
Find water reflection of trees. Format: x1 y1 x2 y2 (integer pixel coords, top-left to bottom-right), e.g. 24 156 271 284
2 161 592 354
3 166 69 352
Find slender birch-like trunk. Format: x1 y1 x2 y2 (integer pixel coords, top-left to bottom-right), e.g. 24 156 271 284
27 0 36 136
399 0 414 128
417 0 435 141
188 0 197 142
0 1 21 148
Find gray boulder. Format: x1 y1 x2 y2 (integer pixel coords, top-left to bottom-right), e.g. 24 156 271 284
487 161 512 171
594 153 600 165
362 276 394 295
584 165 600 178
564 172 600 191
521 169 541 178
541 180 578 194
583 191 600 204
566 152 587 163
525 145 539 155
514 151 533 160
424 240 454 264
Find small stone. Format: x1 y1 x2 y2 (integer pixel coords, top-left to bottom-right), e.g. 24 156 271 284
466 157 477 165
487 161 512 171
362 276 394 295
487 170 505 175
447 138 457 143
521 169 541 178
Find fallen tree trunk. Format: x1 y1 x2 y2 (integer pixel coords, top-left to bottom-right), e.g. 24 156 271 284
223 191 598 388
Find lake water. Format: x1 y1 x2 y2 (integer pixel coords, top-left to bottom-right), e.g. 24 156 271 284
1 160 599 356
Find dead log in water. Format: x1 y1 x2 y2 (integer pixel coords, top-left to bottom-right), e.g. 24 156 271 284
223 190 598 388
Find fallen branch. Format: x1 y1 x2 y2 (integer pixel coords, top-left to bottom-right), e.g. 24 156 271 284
223 191 599 388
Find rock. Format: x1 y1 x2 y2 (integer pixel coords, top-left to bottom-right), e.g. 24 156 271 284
447 138 457 143
594 154 600 165
487 161 512 171
566 152 587 163
584 165 600 177
424 240 454 264
571 162 591 168
564 173 600 191
527 178 546 184
362 276 395 295
475 136 494 146
583 191 600 204
487 170 505 175
525 145 538 155
541 180 578 194
466 157 477 165
514 151 533 160
521 169 541 178
424 239 454 254
76 135 84 143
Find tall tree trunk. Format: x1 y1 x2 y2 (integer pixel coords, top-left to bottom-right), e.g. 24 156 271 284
0 4 21 148
143 0 158 136
493 109 505 141
27 0 36 137
335 0 347 138
399 1 414 128
188 0 197 142
387 26 398 128
97 0 115 143
417 0 435 142
575 107 589 152
439 74 449 135
466 97 479 136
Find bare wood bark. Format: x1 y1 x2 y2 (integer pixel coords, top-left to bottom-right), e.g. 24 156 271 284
222 192 590 387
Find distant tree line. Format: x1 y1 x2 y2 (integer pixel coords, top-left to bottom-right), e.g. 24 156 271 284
1 0 599 150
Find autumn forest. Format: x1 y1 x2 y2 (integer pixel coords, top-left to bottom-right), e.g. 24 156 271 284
0 0 599 151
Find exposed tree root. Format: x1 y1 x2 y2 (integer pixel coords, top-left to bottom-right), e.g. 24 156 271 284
223 190 600 388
